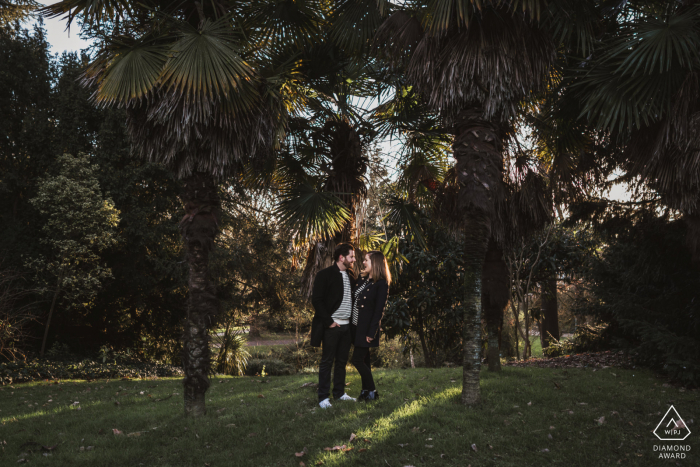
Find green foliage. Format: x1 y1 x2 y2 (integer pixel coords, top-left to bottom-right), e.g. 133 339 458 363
213 333 249 376
576 212 700 386
383 220 464 367
0 0 38 24
0 356 183 385
244 357 294 376
26 153 119 308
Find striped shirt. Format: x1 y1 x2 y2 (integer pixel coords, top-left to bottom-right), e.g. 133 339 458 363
351 280 369 325
331 270 352 324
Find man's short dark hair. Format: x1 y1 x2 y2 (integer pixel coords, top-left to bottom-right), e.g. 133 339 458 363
333 243 354 262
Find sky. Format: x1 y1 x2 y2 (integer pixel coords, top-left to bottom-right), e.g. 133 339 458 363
34 1 93 54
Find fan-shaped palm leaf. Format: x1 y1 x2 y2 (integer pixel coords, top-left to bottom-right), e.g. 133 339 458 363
275 183 351 242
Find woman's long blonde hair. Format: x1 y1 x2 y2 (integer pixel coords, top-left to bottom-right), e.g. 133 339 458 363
366 250 391 285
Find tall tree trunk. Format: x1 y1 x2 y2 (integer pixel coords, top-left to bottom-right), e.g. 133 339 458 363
540 277 559 348
454 107 504 405
482 239 509 372
179 172 220 417
462 215 489 403
40 276 62 357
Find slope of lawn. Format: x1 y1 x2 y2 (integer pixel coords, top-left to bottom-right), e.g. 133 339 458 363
1 366 697 466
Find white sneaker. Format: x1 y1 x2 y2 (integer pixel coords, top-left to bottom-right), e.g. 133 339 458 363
319 398 332 409
338 393 356 402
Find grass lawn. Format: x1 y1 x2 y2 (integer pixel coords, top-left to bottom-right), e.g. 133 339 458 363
1 366 697 466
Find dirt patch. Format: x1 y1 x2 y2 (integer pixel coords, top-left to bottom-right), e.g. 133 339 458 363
504 350 635 370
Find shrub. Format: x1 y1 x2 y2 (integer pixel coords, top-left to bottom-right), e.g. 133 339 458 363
0 358 183 385
245 358 294 376
542 323 611 358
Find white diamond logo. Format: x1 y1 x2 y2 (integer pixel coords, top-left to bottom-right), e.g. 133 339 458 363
653 406 691 441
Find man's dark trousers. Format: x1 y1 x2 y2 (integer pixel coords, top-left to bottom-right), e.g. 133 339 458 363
318 324 351 402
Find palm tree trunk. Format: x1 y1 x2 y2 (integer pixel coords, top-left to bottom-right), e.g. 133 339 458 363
454 107 504 405
179 172 220 417
462 215 489 404
482 239 509 372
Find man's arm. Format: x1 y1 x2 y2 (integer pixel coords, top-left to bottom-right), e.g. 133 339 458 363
311 270 334 328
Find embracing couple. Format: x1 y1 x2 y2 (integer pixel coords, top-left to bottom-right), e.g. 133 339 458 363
310 243 391 409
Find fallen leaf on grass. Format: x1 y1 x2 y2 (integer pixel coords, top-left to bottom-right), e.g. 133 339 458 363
113 429 123 436
299 382 317 388
527 402 532 406
295 447 308 457
363 439 371 443
324 445 342 451
596 416 605 425
349 433 356 443
127 432 141 437
398 443 409 448
358 448 367 452
258 394 265 398
541 448 550 453
471 444 477 452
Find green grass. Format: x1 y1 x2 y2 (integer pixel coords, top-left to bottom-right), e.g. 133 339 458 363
1 367 697 466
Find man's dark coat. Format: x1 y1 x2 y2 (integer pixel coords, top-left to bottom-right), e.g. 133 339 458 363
310 264 355 347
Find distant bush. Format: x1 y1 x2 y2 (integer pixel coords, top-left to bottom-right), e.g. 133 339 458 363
0 358 183 385
542 324 611 358
245 358 294 376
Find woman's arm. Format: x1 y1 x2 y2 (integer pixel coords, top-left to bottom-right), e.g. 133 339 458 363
367 281 389 339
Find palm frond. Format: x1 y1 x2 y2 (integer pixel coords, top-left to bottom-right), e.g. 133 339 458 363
275 183 351 242
330 0 386 53
86 36 169 106
40 0 132 26
161 18 258 112
384 196 427 250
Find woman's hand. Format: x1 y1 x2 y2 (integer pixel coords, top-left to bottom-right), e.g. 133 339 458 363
366 336 373 343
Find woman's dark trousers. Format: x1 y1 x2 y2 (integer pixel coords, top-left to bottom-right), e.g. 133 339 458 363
351 346 375 391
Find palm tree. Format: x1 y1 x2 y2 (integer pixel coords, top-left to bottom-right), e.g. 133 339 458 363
43 0 318 416
568 0 700 259
375 0 597 404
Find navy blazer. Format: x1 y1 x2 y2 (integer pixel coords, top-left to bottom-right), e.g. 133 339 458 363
352 276 389 348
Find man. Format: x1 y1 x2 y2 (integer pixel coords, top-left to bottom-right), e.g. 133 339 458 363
310 243 357 408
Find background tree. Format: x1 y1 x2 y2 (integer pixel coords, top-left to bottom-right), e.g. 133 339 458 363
43 0 317 416
27 153 119 356
383 218 464 368
375 0 598 404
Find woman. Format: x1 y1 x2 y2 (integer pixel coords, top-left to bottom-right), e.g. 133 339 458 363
350 250 391 401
